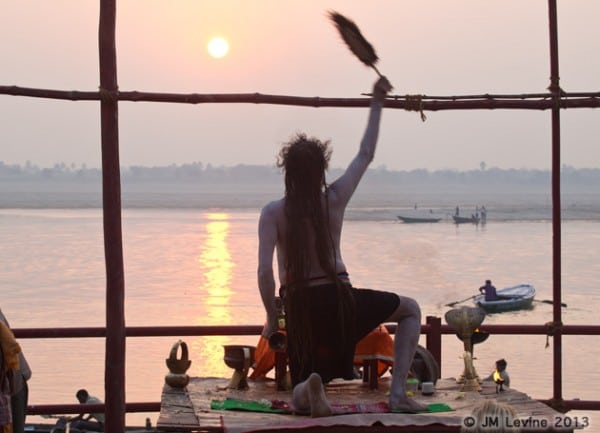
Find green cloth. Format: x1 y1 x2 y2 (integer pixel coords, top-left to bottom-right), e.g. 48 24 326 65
392 402 453 413
211 398 453 415
211 398 288 413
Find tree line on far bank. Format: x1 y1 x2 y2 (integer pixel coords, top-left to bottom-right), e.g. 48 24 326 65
1 161 599 192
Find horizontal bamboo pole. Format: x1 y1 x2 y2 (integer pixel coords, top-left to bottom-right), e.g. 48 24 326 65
12 323 600 339
1 85 599 111
27 402 160 416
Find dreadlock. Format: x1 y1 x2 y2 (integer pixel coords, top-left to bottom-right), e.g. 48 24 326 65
277 133 356 371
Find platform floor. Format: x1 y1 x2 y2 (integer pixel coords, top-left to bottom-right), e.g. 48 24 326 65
157 376 573 433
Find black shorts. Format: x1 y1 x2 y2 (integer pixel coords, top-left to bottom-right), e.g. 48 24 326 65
353 287 400 341
282 283 400 385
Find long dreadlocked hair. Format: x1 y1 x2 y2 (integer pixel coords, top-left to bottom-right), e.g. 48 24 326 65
277 132 356 370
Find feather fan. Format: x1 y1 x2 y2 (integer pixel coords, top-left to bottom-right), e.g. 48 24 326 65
328 11 382 77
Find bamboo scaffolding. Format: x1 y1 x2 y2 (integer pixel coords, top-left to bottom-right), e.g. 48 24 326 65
2 0 599 429
13 322 600 416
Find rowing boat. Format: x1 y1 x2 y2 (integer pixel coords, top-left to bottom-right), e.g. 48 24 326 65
452 215 480 224
397 215 441 223
473 284 536 313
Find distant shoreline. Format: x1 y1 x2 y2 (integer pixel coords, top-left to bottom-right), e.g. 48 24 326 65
1 164 599 218
1 180 598 221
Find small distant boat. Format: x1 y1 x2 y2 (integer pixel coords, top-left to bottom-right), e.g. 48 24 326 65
452 215 480 224
397 215 441 223
474 284 536 313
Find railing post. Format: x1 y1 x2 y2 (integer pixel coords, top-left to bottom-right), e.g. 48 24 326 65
426 316 442 378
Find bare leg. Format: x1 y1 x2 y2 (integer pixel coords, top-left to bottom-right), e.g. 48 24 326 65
292 373 332 417
386 296 428 412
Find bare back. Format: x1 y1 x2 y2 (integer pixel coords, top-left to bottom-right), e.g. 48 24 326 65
257 77 391 333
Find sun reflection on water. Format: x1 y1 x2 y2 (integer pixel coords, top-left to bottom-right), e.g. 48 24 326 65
193 212 236 377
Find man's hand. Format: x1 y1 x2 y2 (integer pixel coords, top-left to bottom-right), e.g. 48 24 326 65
261 317 280 339
373 76 393 102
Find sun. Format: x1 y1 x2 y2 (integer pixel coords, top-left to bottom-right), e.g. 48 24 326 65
207 37 229 59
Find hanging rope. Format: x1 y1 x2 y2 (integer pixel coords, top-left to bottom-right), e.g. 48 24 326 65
404 94 427 122
544 321 563 348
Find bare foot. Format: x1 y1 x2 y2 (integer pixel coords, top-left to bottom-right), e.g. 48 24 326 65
389 394 428 413
306 373 332 417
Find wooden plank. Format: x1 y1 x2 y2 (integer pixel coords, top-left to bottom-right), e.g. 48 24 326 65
157 385 204 431
157 377 573 433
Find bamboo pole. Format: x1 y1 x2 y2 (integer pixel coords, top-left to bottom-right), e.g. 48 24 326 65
548 0 563 406
99 1 126 432
1 85 600 110
12 323 600 340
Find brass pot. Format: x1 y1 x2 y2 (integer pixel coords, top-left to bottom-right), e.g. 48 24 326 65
166 340 192 374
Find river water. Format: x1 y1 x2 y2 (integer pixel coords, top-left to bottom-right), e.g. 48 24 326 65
1 195 599 429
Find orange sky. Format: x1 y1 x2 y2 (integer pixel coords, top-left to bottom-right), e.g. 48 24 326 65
1 1 599 170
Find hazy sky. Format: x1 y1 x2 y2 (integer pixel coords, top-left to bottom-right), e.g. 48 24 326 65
1 1 599 171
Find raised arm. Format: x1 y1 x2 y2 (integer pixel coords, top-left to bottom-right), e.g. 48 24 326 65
328 76 392 206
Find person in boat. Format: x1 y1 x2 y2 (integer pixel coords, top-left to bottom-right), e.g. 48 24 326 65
479 280 511 302
69 389 104 432
479 280 500 301
257 76 426 416
0 309 32 433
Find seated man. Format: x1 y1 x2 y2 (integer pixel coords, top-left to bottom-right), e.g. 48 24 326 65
70 389 104 432
479 280 499 301
257 76 426 416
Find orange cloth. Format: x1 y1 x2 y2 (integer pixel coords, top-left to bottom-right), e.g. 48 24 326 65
0 322 20 371
249 335 276 379
354 325 394 376
0 321 19 433
250 325 394 379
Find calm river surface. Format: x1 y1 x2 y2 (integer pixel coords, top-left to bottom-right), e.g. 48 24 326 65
1 202 599 428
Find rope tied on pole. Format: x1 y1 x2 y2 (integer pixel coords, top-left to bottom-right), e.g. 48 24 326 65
98 86 119 104
544 321 563 348
404 94 427 121
546 82 567 111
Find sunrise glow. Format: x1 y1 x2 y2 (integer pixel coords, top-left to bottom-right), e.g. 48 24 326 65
207 37 229 58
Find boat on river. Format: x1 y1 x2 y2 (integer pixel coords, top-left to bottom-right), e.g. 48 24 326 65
452 215 480 224
397 215 441 223
474 283 536 313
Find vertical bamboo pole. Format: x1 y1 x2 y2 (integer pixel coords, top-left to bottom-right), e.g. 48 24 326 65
99 0 126 431
425 316 442 378
547 0 563 403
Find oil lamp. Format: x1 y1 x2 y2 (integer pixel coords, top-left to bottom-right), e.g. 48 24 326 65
444 306 487 392
165 340 192 388
493 358 508 393
493 369 505 393
223 344 256 390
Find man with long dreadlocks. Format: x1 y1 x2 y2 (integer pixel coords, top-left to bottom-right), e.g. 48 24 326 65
257 76 426 416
